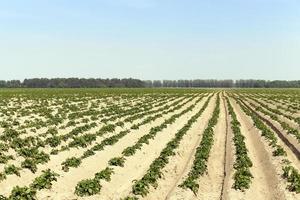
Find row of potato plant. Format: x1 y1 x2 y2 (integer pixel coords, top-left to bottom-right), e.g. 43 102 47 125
129 95 213 197
233 96 300 193
0 169 58 199
232 96 286 156
226 97 253 190
61 95 200 171
178 95 220 194
239 95 300 142
247 93 300 119
0 95 184 180
72 95 208 197
0 96 181 198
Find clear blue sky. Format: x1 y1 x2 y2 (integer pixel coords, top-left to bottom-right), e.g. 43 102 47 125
1 0 299 80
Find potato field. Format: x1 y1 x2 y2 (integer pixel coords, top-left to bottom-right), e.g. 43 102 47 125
0 88 300 200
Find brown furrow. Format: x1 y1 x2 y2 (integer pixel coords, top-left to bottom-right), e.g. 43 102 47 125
220 92 230 200
240 99 300 161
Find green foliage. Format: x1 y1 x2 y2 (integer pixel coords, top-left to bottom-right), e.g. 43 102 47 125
0 154 14 164
17 148 50 164
46 128 58 136
94 167 114 181
283 165 300 193
9 186 36 200
0 129 19 142
0 195 7 200
21 159 37 173
132 95 212 196
108 157 126 167
273 146 287 157
179 96 219 194
226 98 253 190
132 180 149 197
0 143 9 151
123 96 205 159
122 197 138 200
61 157 81 172
30 169 59 190
233 168 253 190
81 149 95 159
68 134 96 148
45 135 61 147
0 172 6 182
4 164 21 177
74 179 101 197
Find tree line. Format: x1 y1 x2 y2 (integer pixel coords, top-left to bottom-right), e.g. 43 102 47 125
145 79 300 88
0 78 299 88
144 79 234 88
0 78 144 88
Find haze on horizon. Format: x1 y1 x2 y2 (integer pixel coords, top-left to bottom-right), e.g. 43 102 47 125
0 0 299 81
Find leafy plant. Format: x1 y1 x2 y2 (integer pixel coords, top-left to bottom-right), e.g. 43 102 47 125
108 157 125 167
30 169 59 190
282 165 300 193
131 96 213 196
68 134 96 148
94 167 114 181
0 172 6 182
226 98 255 190
74 179 101 196
81 149 95 159
0 154 14 164
233 168 253 190
4 164 21 176
0 195 7 200
273 146 287 157
0 143 9 151
21 159 37 173
122 197 138 200
45 135 61 147
132 179 149 197
62 157 81 172
179 96 219 194
9 186 36 200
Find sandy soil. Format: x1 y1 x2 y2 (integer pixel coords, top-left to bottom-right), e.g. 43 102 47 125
228 97 285 200
246 97 300 129
221 95 234 200
164 94 226 200
81 96 210 200
251 96 300 117
2 91 300 200
139 94 217 200
232 97 300 200
0 96 192 197
194 94 228 200
241 99 300 169
35 96 205 200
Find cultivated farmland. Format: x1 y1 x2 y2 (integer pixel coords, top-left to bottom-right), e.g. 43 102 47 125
0 88 300 200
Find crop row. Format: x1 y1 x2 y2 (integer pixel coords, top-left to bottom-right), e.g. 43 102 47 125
178 94 220 194
72 95 210 197
226 98 253 190
233 96 300 193
238 95 300 143
61 95 201 171
0 95 191 181
128 95 213 198
245 93 300 115
0 94 205 198
0 94 203 198
0 169 58 200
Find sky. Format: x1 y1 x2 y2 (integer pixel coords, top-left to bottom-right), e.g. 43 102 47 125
0 0 300 80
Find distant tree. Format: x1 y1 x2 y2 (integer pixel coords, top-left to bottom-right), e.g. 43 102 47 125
0 78 299 88
153 80 162 87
